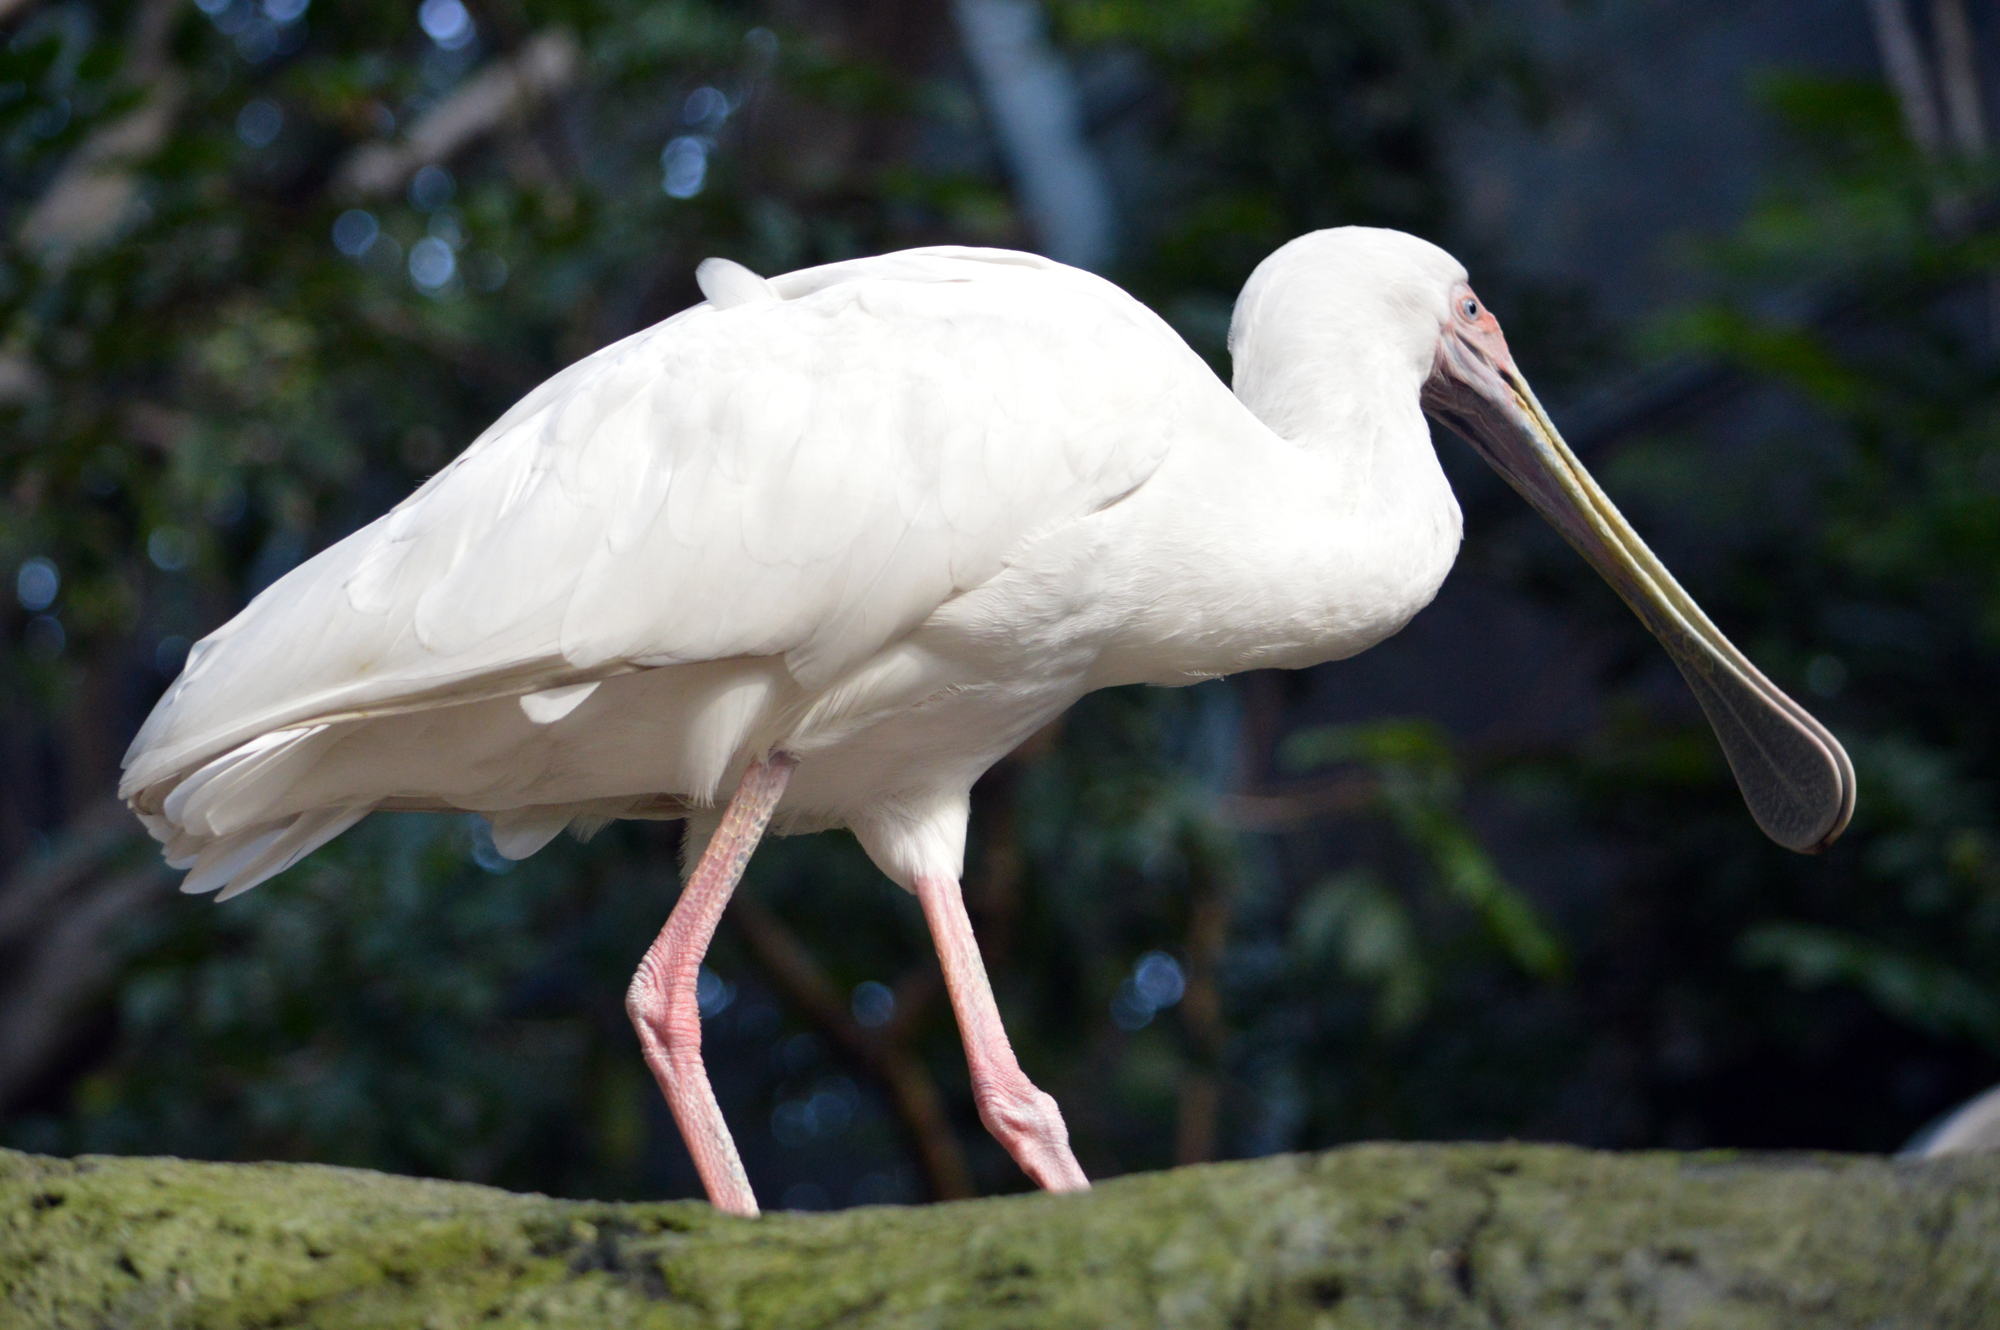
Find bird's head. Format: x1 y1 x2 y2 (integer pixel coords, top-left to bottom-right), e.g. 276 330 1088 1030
1248 227 1854 854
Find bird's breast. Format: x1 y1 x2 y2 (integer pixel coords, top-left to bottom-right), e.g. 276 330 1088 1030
1057 423 1464 689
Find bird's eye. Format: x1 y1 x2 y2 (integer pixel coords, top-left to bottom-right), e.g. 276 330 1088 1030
1460 297 1480 320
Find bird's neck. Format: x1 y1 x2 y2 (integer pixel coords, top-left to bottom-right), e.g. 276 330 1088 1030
1201 339 1461 671
1074 345 1463 690
1232 340 1449 516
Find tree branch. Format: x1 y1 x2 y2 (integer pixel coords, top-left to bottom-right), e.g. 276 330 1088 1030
333 31 580 199
0 799 141 948
1867 0 1945 158
1929 0 1985 158
15 1144 1987 1324
1208 775 1374 832
0 864 168 1108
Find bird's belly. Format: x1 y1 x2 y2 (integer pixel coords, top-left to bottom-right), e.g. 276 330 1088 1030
776 671 1082 832
757 548 1118 844
229 595 1093 846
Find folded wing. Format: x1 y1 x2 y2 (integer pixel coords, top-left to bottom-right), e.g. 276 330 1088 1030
121 248 1187 880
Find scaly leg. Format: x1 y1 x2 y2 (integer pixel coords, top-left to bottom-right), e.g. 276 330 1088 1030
914 873 1090 1193
627 754 796 1216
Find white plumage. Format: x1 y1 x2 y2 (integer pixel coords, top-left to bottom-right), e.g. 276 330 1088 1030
124 234 1466 899
121 227 1850 1213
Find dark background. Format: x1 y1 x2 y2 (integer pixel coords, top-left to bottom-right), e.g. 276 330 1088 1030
2 0 1997 1212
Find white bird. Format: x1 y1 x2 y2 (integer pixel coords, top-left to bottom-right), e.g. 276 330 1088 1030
1907 1082 2000 1156
121 228 1854 1215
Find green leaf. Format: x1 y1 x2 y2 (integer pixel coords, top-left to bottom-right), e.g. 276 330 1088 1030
1739 923 2000 1049
1280 718 1454 774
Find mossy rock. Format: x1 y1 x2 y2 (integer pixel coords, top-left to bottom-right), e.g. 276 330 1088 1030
2 1142 1995 1327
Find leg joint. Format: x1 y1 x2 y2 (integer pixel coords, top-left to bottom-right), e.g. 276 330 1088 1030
626 969 703 1057
975 1079 1068 1145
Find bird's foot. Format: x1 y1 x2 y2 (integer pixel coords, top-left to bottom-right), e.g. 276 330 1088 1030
978 1080 1090 1193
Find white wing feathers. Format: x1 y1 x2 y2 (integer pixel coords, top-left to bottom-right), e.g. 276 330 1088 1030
121 248 1184 896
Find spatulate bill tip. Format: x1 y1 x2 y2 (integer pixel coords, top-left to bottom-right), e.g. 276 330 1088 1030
1675 656 1855 856
1728 727 1854 855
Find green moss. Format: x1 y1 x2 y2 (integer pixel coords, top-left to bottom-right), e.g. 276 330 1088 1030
3 1144 1995 1328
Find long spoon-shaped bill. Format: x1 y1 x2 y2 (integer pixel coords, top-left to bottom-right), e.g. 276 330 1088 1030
1422 315 1855 854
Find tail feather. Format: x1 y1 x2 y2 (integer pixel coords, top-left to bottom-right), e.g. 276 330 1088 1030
486 796 641 860
161 727 297 825
162 828 204 870
214 803 373 902
181 826 286 896
487 808 570 860
163 725 333 837
175 802 373 900
140 807 207 869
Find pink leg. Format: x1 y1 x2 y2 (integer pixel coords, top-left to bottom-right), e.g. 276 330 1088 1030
914 873 1089 1194
627 754 796 1217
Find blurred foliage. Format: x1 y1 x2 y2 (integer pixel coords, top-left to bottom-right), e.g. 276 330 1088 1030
1284 719 1567 1016
1047 0 1536 360
1628 74 2000 1068
4 0 1999 1216
58 816 643 1189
